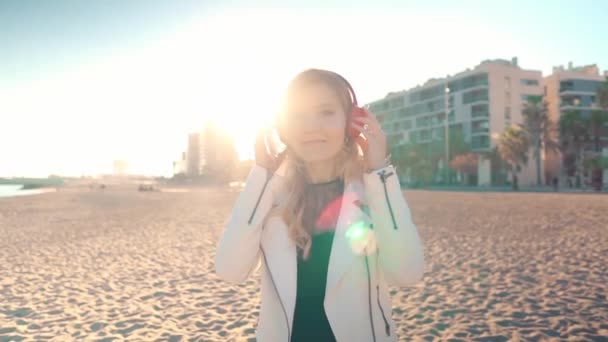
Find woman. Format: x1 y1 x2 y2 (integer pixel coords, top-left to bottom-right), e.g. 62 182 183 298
215 69 424 341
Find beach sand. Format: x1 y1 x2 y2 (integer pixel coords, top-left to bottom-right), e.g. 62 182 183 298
1 187 607 341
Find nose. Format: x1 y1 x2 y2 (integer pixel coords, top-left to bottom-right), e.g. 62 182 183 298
300 114 322 132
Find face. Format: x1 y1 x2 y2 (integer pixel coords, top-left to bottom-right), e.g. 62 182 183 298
282 82 348 162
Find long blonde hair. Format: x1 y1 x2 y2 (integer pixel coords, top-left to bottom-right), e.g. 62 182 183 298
270 69 365 259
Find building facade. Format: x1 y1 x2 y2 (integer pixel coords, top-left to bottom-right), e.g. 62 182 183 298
186 132 205 177
542 63 607 187
367 57 542 186
173 152 187 176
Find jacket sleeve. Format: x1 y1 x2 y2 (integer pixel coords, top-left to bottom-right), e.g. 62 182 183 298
215 164 277 284
363 165 425 287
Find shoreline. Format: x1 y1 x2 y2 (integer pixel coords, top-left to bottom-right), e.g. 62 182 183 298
0 186 58 198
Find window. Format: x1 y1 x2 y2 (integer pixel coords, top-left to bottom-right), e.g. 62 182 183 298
472 120 489 134
409 131 418 143
505 76 511 90
560 95 581 107
472 135 490 149
522 94 542 103
472 104 489 118
462 89 489 104
388 98 400 109
420 129 431 141
560 80 574 92
521 79 539 86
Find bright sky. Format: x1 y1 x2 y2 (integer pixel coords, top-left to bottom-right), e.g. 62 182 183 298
1 0 607 177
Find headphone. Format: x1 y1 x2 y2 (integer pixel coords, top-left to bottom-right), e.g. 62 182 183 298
331 71 368 139
276 70 367 146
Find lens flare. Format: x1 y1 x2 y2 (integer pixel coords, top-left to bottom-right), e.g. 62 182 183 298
345 221 367 241
346 221 377 256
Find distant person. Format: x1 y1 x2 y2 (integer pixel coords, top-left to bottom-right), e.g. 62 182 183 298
215 69 425 341
552 177 559 192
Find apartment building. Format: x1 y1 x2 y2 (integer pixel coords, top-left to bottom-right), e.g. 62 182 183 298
543 63 607 186
367 57 543 186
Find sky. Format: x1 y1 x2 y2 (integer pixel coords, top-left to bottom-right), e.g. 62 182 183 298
1 0 607 178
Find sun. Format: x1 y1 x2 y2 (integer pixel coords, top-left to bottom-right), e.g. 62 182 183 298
205 73 288 162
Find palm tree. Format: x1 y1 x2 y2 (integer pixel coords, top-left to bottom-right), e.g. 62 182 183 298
589 80 608 189
497 125 530 190
559 110 589 187
589 110 608 152
522 96 558 186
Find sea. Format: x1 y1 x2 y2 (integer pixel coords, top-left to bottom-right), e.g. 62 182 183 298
0 184 56 198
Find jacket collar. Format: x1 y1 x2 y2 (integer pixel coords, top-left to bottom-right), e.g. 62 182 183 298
263 176 370 329
325 179 369 302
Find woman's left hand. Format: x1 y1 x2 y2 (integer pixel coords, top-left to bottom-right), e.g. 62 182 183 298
351 108 388 171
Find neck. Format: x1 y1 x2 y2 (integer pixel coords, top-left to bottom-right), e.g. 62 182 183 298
304 160 339 184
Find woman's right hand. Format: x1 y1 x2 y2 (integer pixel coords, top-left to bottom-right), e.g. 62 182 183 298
255 128 285 173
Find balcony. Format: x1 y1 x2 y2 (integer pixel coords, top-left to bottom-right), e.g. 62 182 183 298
472 127 490 134
471 120 489 135
448 73 489 93
471 111 489 120
463 89 489 105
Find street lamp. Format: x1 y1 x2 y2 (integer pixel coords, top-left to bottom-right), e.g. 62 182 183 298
444 79 450 184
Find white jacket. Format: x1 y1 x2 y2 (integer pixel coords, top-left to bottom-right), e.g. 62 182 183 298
215 164 425 342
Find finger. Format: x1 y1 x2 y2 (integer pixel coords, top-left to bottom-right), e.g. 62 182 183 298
350 122 367 137
351 121 379 139
352 116 378 129
266 137 277 156
353 115 380 130
355 134 369 151
256 129 274 156
353 120 385 139
276 150 287 163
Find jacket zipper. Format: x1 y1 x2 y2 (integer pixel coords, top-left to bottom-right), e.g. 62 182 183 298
260 247 291 342
247 171 273 225
364 255 377 342
376 285 391 336
374 252 391 337
378 170 398 230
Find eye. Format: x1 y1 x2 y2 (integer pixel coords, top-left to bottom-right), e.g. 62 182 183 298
321 109 335 117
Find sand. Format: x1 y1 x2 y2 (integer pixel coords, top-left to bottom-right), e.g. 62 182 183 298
0 186 607 341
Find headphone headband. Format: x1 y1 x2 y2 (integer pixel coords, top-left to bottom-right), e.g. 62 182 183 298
329 71 359 108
